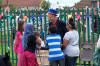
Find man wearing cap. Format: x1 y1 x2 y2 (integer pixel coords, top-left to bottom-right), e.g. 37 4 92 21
48 9 67 43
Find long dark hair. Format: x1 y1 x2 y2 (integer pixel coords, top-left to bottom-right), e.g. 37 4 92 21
17 21 24 34
26 34 36 52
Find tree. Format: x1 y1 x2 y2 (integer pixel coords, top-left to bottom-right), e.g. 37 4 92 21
9 4 18 10
0 0 3 5
0 0 3 9
40 0 50 9
63 6 70 10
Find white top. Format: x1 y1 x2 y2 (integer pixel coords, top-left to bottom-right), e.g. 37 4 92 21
63 30 80 57
97 36 100 49
41 40 45 47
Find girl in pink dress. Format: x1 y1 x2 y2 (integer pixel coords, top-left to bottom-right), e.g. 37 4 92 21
15 21 25 66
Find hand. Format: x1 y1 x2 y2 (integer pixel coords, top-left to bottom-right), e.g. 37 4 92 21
13 40 15 44
61 44 63 47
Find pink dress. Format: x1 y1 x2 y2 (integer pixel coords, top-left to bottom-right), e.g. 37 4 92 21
17 31 23 53
16 31 24 66
23 51 39 66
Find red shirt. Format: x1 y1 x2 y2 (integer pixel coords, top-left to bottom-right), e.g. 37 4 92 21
23 51 39 66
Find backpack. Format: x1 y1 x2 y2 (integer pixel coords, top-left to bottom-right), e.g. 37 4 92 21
13 36 19 54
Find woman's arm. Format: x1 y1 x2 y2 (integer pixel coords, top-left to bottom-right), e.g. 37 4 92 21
62 39 69 48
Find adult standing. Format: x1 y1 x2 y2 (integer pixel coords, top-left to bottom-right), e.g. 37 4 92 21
47 9 67 43
63 18 80 66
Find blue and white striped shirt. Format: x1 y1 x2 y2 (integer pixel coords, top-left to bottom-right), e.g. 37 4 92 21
46 34 64 61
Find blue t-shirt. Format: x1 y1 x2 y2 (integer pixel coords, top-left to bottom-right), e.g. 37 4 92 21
46 34 64 61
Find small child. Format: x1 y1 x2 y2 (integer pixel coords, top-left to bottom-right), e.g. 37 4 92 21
34 31 42 54
13 21 25 66
34 31 41 45
45 26 65 66
34 31 45 47
23 34 39 66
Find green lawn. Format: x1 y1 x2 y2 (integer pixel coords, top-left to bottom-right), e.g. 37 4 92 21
0 31 17 66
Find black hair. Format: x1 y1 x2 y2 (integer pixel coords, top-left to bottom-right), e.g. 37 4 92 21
17 21 24 34
49 26 57 34
26 34 36 52
68 18 76 29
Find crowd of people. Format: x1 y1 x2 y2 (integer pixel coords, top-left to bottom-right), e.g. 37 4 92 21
13 9 80 66
0 5 100 66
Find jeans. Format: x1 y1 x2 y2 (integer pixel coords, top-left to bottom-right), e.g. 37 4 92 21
65 55 78 66
50 59 65 66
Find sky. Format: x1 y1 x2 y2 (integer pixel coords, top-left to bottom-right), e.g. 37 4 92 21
46 0 81 8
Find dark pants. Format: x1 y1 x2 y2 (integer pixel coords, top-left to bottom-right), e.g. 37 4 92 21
98 59 100 66
65 55 78 66
50 59 65 66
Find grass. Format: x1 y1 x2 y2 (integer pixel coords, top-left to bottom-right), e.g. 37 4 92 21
0 31 17 66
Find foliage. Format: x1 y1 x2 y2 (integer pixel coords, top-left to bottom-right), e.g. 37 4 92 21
9 4 18 10
63 6 70 10
0 0 3 9
40 0 50 9
0 0 3 4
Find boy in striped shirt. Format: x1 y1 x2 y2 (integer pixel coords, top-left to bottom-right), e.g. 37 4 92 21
46 26 65 66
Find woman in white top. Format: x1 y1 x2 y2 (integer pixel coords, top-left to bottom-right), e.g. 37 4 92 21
62 18 80 66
